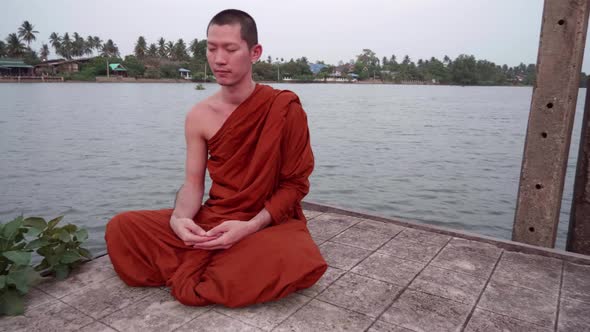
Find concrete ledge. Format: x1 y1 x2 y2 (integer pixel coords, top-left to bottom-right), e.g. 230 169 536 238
302 201 590 265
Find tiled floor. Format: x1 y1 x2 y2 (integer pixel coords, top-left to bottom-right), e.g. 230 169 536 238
2 209 590 332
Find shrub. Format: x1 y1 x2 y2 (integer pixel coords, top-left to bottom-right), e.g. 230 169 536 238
0 216 91 315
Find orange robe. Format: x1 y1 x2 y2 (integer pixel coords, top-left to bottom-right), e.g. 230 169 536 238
105 84 327 307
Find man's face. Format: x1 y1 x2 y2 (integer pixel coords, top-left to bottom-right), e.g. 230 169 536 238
206 23 260 86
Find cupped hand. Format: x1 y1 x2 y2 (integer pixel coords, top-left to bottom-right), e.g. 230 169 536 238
170 216 219 247
191 220 256 250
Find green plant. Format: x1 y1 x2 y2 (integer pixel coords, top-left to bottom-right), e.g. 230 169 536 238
0 216 91 315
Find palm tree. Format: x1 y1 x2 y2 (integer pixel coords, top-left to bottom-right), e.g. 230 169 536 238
147 43 158 57
17 21 39 47
443 55 451 67
40 43 50 61
71 32 85 58
84 36 95 56
166 41 175 59
189 38 200 58
49 32 61 54
157 37 167 58
174 39 188 61
0 41 7 57
92 36 103 54
134 36 147 59
101 39 119 57
57 32 73 59
6 33 26 58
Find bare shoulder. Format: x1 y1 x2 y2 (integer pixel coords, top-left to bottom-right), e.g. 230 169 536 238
185 94 219 138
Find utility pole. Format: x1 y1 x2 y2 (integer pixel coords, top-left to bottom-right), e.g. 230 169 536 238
512 0 590 247
276 57 281 82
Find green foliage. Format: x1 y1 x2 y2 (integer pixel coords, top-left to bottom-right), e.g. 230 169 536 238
63 56 122 81
253 61 274 81
123 55 145 77
160 63 181 78
0 215 91 316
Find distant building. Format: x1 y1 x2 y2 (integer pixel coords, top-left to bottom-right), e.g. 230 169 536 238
109 63 128 77
0 58 34 76
178 68 192 80
308 63 326 75
34 58 93 76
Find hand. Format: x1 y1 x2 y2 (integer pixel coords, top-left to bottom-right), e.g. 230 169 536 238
170 215 219 247
191 220 256 250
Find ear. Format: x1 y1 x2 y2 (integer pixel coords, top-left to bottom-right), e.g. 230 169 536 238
250 44 263 64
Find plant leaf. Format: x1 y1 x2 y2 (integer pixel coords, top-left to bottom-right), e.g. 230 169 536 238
63 224 77 233
47 216 64 230
55 243 66 255
25 238 50 250
0 288 24 316
6 266 38 294
25 227 42 238
78 247 92 259
2 216 24 240
57 229 70 242
60 250 82 264
74 229 88 242
54 264 70 280
0 275 5 288
34 258 50 272
2 251 31 266
46 253 59 267
23 217 47 230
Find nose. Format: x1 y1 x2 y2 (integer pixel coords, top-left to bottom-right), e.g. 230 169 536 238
214 50 227 65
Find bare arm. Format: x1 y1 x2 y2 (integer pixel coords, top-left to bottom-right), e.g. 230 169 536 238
173 108 207 218
170 107 215 244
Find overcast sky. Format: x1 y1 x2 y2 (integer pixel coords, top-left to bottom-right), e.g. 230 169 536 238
3 0 590 71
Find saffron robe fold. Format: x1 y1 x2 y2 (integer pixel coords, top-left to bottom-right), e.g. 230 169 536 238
105 84 327 307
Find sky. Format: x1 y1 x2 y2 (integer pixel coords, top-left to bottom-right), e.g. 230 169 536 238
3 0 590 71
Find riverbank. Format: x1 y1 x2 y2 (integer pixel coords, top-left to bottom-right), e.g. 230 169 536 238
0 76 534 87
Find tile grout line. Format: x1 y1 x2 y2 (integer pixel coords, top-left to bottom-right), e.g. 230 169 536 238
459 250 504 332
345 227 408 273
363 235 454 332
209 308 260 330
169 307 220 332
553 261 565 332
268 294 316 331
270 216 372 331
50 298 115 331
374 247 496 280
474 306 557 330
269 223 407 331
319 215 365 243
69 279 158 322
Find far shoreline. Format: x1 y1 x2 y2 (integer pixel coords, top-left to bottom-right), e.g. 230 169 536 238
0 77 537 88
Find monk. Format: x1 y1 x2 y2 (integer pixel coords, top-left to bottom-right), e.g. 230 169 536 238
104 9 327 307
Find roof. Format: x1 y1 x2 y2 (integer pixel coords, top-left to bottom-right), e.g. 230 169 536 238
178 68 191 72
308 63 326 75
109 63 127 71
0 58 34 69
36 58 91 67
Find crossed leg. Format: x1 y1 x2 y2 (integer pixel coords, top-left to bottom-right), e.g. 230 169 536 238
105 208 327 307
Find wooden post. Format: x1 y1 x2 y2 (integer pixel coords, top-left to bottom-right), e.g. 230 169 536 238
567 79 590 254
512 0 590 247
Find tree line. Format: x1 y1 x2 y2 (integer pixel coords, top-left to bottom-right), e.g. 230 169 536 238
1 20 588 86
